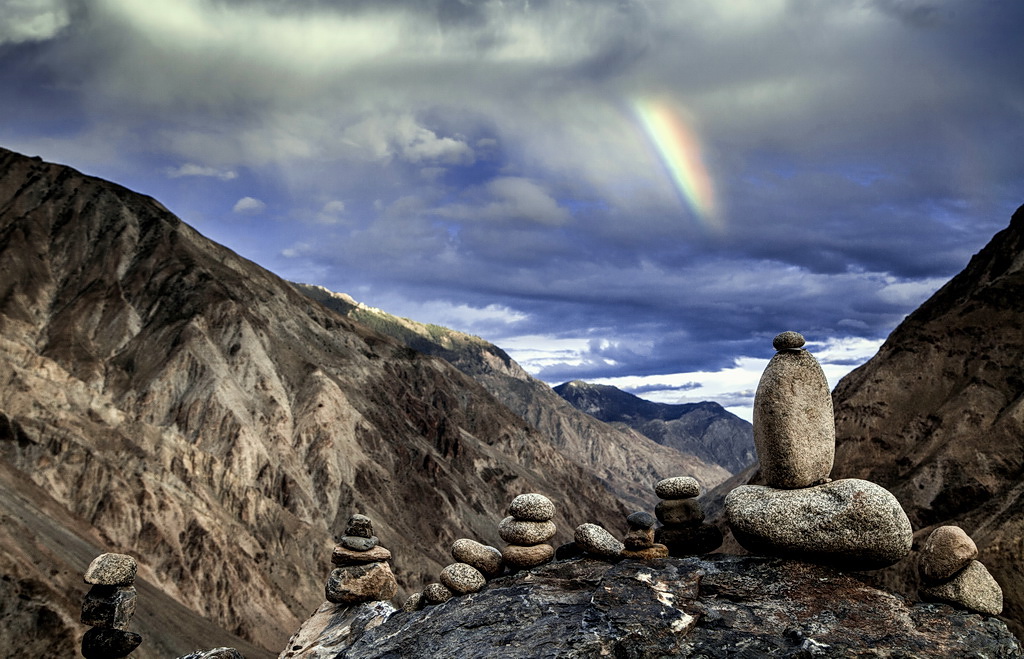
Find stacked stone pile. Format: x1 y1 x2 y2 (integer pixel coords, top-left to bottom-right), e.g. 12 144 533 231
500 493 557 570
620 511 668 559
652 477 722 556
919 525 1003 615
80 553 142 659
725 332 914 570
326 515 398 605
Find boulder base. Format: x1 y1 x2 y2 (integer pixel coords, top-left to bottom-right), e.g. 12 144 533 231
724 479 912 569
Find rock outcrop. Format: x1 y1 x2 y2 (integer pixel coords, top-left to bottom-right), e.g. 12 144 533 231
283 555 1023 658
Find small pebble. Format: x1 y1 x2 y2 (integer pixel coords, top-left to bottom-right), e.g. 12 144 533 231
402 592 425 612
574 523 624 559
654 477 701 500
422 582 454 605
920 526 978 582
439 563 487 595
626 511 657 529
341 535 379 551
344 514 375 539
84 553 137 587
623 527 655 550
772 331 805 351
508 493 556 522
498 516 557 545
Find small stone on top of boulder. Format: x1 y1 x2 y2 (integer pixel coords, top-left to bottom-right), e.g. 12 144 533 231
918 525 1002 616
84 553 138 587
655 477 700 500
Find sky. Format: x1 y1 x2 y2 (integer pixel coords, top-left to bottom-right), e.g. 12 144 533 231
2 0 1023 420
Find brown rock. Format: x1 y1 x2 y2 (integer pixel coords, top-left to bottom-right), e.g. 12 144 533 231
921 560 1003 616
623 527 655 550
402 592 425 612
920 526 978 582
332 544 392 566
655 498 705 526
451 539 503 578
422 583 453 605
344 514 374 539
502 543 554 569
325 563 398 605
620 544 669 560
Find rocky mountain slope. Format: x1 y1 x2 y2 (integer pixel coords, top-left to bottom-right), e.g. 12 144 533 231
829 203 1024 638
0 147 641 655
296 284 730 507
553 380 754 474
285 555 1022 658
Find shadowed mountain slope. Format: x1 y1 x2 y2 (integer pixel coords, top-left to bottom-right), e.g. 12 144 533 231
830 203 1024 638
553 380 754 474
295 284 730 508
0 147 634 655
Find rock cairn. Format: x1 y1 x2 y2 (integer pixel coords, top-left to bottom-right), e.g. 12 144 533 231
80 553 142 659
326 514 398 606
620 511 668 559
499 493 557 570
409 540 496 610
725 332 913 570
918 525 1003 615
652 477 722 556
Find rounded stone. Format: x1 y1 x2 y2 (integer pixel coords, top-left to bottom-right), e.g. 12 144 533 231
341 535 379 551
498 516 557 545
81 627 143 659
325 562 398 605
344 514 374 539
655 498 705 526
422 582 454 604
402 592 426 612
574 523 624 558
773 331 806 351
620 544 669 560
724 479 913 570
508 493 556 522
451 539 503 577
655 523 724 556
654 477 700 500
440 562 487 595
623 527 655 550
920 526 978 582
753 342 835 489
332 544 392 566
84 553 138 587
920 560 1003 616
626 511 656 530
502 543 554 568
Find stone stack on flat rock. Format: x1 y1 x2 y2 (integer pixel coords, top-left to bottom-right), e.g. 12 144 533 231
80 553 142 659
918 525 1003 615
620 511 668 560
500 493 557 570
725 332 913 570
326 515 398 606
651 477 723 557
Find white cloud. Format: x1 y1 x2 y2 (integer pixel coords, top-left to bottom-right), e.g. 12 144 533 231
0 0 71 44
166 163 237 180
341 114 474 165
232 196 266 214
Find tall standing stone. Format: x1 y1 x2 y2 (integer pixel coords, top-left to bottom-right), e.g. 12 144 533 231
753 331 835 489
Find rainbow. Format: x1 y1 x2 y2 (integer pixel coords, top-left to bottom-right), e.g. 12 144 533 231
632 98 721 233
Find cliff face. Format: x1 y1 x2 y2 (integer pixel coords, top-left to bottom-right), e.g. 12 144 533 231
285 555 1022 658
296 284 730 509
0 148 632 655
831 204 1024 638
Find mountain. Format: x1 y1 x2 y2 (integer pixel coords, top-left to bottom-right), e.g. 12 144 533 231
286 555 1022 658
295 284 730 508
553 380 755 474
830 203 1024 638
0 147 642 655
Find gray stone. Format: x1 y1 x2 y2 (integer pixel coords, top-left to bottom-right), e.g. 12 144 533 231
176 649 244 659
402 592 425 612
655 523 724 556
332 544 392 566
440 563 487 595
753 335 835 489
503 543 554 569
81 627 142 659
623 527 654 550
84 553 137 587
81 585 137 630
921 560 1003 616
341 535 379 551
920 525 978 582
725 479 913 570
279 600 395 658
654 476 700 500
574 523 623 559
773 331 805 350
422 582 453 605
325 562 398 605
655 498 705 526
626 511 656 530
451 539 503 577
498 516 556 545
508 493 555 522
344 514 374 539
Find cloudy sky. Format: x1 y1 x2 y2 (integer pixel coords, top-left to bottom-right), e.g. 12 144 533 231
2 0 1022 419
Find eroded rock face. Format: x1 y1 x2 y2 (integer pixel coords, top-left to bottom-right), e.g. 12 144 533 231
284 555 1023 658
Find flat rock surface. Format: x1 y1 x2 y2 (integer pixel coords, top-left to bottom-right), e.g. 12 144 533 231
288 555 1022 658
